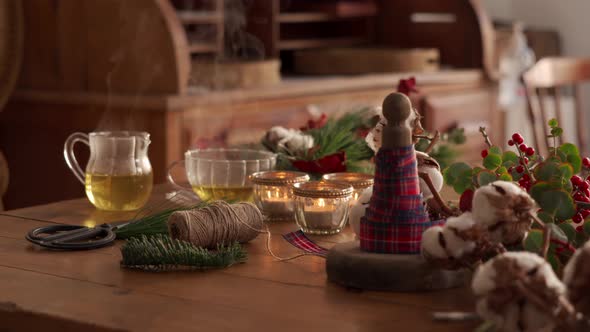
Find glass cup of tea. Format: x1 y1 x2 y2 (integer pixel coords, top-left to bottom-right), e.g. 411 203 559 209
167 148 276 202
64 131 153 211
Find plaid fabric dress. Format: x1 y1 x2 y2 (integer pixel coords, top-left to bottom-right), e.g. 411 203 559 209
360 145 443 254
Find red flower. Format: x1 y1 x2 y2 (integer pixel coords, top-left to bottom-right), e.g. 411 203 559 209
291 151 347 174
396 77 418 96
301 113 328 131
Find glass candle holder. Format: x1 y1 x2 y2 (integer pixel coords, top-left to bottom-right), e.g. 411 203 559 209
292 181 353 235
322 172 374 202
250 171 310 221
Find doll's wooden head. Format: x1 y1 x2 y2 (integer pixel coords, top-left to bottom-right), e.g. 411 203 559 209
381 93 413 148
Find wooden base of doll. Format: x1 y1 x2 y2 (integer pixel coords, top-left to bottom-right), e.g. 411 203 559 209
326 241 468 291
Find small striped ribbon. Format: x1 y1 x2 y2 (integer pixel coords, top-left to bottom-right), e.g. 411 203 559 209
282 230 328 257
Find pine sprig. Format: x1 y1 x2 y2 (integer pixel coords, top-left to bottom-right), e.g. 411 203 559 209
114 202 207 239
307 109 374 163
120 235 247 272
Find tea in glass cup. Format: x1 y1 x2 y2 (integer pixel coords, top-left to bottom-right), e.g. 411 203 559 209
168 148 276 202
64 131 153 211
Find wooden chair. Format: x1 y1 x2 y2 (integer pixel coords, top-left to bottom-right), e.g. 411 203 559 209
522 57 590 155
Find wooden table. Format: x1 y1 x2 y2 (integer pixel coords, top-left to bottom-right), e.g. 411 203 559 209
0 186 477 332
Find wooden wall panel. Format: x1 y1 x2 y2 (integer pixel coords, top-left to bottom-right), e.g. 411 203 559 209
17 0 190 94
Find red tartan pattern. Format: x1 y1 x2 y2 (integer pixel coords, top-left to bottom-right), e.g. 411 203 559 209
283 230 328 257
360 146 442 254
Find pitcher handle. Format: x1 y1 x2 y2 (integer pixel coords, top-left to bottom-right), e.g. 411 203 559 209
63 132 89 184
167 160 192 191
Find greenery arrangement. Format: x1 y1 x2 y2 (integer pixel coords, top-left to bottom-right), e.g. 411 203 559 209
262 108 376 178
443 119 590 272
120 235 246 272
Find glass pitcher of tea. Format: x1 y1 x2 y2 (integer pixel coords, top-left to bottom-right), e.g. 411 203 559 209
64 131 153 211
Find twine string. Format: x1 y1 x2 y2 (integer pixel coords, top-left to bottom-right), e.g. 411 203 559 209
168 201 318 262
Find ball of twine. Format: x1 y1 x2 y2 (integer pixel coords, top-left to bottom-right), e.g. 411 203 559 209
168 201 264 249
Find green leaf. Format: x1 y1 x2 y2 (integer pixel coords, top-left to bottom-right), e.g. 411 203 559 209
444 163 473 194
558 222 577 242
497 166 508 174
547 253 562 273
548 118 558 128
537 211 555 224
524 229 543 253
453 169 475 194
533 162 560 182
551 127 564 137
548 223 568 242
499 173 513 181
483 154 502 170
502 151 519 164
558 163 574 183
489 146 502 155
584 220 590 235
530 183 576 221
477 171 497 187
559 143 582 173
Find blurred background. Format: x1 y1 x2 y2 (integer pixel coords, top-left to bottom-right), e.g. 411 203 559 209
0 0 588 210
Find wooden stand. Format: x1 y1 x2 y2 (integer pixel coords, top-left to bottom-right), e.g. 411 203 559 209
325 93 466 291
327 242 467 291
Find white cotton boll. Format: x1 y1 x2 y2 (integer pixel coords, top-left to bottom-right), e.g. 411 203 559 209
441 213 477 258
472 252 565 332
349 186 372 237
282 132 314 152
472 181 526 227
421 226 447 259
266 126 292 144
419 166 443 199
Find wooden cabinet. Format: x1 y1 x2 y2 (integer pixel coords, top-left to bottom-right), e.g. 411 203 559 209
1 71 495 209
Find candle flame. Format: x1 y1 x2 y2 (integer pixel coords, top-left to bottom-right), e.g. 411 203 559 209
318 198 326 207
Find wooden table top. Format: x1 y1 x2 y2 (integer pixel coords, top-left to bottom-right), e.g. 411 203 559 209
0 186 477 332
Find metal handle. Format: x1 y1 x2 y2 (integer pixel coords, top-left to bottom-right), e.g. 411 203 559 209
63 132 89 184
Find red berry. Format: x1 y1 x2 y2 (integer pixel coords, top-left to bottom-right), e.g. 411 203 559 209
526 147 535 156
584 188 590 197
481 149 488 158
512 133 524 144
459 189 474 212
516 165 525 173
580 181 590 191
574 213 583 223
519 144 528 152
577 226 585 233
522 174 531 181
580 209 590 218
508 140 515 146
584 157 590 168
556 246 565 254
571 175 584 186
574 191 590 202
586 175 590 182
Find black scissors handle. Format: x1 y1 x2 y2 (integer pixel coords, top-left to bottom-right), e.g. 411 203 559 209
26 224 117 250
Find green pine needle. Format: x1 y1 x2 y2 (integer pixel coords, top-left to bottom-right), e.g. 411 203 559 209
307 110 374 162
120 234 247 272
114 202 207 239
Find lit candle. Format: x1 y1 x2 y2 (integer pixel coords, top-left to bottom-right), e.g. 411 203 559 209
250 171 310 222
293 181 353 235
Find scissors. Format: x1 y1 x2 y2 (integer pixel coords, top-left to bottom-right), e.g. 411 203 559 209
25 220 131 250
